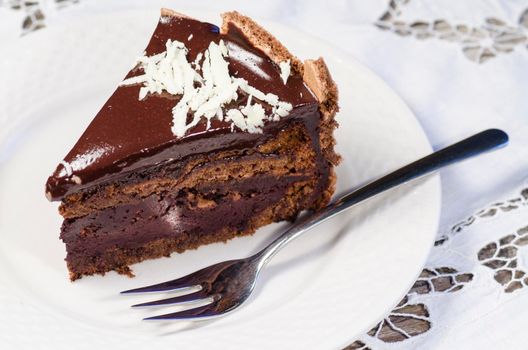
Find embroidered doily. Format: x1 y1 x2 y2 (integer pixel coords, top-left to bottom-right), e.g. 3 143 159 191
347 183 528 349
376 0 528 63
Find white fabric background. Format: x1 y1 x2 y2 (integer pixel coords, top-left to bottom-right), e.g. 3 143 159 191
1 1 527 349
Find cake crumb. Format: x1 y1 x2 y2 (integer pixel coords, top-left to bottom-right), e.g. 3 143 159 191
116 265 135 278
196 197 216 209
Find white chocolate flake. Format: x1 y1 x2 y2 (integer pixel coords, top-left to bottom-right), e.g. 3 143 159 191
275 101 293 117
192 52 203 68
241 103 266 133
60 160 73 177
279 60 291 85
159 16 171 25
121 39 293 136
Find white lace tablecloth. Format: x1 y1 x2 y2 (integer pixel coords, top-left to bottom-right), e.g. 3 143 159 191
1 0 527 349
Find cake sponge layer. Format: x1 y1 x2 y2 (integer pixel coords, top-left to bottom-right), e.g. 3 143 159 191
63 177 314 280
59 122 320 219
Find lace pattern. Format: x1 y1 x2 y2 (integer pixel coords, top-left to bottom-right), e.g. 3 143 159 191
348 183 528 348
376 0 528 63
0 0 78 34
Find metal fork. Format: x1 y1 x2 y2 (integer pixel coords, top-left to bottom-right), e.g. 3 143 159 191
121 129 508 321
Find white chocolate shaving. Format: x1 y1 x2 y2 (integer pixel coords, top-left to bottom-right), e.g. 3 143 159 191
159 16 171 25
120 39 293 137
60 160 73 177
279 60 291 85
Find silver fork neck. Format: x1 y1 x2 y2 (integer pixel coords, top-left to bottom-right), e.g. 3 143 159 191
254 129 508 270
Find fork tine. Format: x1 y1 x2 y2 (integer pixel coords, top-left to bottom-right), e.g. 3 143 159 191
131 290 215 308
143 302 222 321
120 260 237 295
120 277 201 295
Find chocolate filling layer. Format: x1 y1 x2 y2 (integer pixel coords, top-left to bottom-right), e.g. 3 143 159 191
61 175 308 259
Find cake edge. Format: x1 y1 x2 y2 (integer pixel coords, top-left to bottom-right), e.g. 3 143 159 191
219 11 340 120
219 11 341 206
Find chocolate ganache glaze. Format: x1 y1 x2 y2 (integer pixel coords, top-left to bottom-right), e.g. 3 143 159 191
46 15 322 201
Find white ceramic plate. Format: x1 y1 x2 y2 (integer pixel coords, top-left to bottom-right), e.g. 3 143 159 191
0 8 440 350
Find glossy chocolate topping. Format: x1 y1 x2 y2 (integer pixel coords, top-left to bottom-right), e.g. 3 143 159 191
46 14 319 201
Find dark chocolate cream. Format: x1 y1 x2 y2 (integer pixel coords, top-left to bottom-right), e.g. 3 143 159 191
46 15 320 200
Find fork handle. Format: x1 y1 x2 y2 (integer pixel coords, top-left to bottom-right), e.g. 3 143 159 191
255 129 509 267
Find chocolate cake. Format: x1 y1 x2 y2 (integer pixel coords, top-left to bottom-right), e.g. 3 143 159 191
45 9 340 280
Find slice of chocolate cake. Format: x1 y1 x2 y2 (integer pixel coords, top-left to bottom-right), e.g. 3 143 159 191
45 9 340 280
